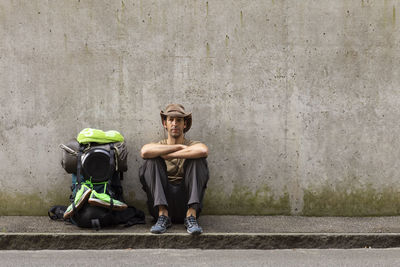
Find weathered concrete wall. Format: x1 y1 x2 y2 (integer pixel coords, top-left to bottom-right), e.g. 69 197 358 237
1 0 399 216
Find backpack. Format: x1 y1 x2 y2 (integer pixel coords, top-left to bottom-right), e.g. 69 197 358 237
49 128 145 229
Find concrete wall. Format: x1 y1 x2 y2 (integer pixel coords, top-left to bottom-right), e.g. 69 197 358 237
1 0 399 216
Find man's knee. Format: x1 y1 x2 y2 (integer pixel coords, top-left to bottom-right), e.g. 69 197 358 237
139 157 165 186
142 157 165 167
185 158 208 169
140 157 166 176
184 158 209 187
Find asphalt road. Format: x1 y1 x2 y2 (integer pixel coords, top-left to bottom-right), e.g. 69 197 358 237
0 249 399 266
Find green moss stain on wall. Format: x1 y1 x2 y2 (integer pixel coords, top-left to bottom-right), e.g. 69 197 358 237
5 182 400 216
303 182 400 216
125 190 147 214
0 188 148 216
203 184 291 215
393 6 396 26
0 190 69 215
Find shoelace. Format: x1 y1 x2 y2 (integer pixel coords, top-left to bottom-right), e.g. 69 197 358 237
186 216 198 227
156 216 169 226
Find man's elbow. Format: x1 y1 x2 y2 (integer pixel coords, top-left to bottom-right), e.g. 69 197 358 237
140 147 149 159
200 146 208 158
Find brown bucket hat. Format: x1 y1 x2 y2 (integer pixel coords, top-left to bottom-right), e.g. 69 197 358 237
160 104 192 133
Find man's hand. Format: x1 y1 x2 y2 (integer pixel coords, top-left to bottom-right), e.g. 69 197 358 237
161 145 187 159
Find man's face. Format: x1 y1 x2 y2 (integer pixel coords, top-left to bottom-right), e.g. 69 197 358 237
163 116 186 138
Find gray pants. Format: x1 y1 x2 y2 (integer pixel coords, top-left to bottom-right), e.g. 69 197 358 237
139 157 209 223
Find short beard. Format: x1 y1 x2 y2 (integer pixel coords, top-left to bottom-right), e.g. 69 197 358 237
170 130 182 138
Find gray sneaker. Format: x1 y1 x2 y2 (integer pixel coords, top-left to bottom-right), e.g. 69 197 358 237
150 215 172 234
184 215 203 235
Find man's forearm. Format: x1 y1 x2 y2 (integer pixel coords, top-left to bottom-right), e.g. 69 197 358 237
162 144 208 159
141 144 185 159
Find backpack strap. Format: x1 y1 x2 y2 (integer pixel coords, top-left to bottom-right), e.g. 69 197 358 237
76 145 84 188
91 219 101 231
72 202 77 212
109 198 114 211
107 143 116 198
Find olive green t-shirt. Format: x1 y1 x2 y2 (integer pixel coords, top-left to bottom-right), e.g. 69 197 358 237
158 139 200 183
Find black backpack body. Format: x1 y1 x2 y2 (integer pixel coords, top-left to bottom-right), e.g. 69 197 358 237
49 134 145 229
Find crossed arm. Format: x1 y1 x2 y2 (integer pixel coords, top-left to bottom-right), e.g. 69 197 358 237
140 143 208 160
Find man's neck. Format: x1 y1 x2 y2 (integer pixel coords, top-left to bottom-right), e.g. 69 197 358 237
167 135 185 145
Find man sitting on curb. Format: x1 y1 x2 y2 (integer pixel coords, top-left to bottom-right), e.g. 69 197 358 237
139 104 209 235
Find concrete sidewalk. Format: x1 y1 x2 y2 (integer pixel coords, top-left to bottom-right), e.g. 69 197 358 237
2 216 400 249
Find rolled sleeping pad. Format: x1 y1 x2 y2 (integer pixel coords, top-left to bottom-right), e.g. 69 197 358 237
60 140 128 174
60 139 80 174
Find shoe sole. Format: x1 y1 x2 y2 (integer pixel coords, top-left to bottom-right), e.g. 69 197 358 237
150 229 166 234
186 228 203 235
150 223 172 234
63 188 92 219
88 198 128 210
